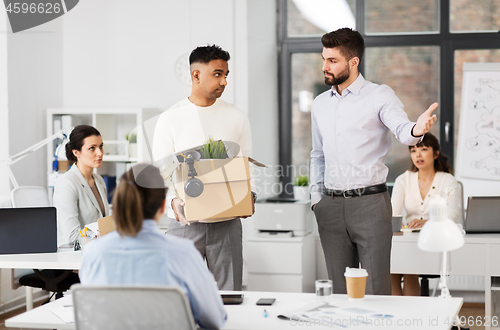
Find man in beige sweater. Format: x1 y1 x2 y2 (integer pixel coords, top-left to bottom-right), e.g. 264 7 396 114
152 45 255 290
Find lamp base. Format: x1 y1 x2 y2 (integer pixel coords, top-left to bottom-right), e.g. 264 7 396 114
439 251 452 299
438 281 452 299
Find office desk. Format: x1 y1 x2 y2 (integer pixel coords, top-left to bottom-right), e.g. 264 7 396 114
0 249 82 310
6 290 462 330
0 250 82 270
392 233 500 330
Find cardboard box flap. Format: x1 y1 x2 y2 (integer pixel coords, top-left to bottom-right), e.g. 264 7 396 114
159 161 181 180
159 156 267 179
183 158 249 183
248 157 267 168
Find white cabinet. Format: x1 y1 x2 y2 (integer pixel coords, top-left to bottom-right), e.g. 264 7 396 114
246 234 315 293
46 108 161 195
245 201 316 293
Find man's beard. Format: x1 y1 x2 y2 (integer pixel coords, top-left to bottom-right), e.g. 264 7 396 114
324 64 350 86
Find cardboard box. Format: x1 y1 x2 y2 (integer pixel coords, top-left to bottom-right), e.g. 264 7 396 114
97 216 116 236
163 154 265 222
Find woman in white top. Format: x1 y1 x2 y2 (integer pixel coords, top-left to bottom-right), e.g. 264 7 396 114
391 132 460 296
53 125 110 247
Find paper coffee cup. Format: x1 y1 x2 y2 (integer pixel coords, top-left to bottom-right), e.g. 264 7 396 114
344 267 368 299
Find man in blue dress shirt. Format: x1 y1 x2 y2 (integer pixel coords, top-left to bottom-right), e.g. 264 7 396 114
310 28 437 295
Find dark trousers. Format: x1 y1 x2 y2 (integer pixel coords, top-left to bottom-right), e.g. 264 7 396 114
314 191 392 295
167 218 243 291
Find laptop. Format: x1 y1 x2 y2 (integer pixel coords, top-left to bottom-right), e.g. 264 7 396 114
0 207 58 254
464 196 500 233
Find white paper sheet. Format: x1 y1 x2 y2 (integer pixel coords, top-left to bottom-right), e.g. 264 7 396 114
85 222 99 238
50 306 75 323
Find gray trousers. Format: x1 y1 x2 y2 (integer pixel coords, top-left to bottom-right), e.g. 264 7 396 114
167 218 243 291
314 191 392 295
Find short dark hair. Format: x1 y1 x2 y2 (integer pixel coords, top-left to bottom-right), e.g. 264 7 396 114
65 125 101 164
409 133 454 174
321 28 364 63
189 44 230 65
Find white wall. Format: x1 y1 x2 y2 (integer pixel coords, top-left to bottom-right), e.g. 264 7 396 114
2 13 63 307
0 4 10 206
247 0 279 199
0 6 9 306
4 0 278 189
7 18 64 190
61 0 240 108
60 0 278 197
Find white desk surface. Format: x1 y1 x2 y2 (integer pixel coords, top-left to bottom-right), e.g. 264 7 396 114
0 233 496 272
6 290 463 330
391 232 500 276
393 232 500 243
0 249 82 270
392 231 500 330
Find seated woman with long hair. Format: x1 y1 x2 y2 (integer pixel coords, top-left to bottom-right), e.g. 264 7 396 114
391 133 460 296
54 125 110 247
79 164 226 329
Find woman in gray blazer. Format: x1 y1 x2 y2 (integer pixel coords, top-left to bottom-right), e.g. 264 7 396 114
53 125 110 247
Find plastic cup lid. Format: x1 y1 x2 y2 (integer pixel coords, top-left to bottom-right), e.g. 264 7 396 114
344 267 368 277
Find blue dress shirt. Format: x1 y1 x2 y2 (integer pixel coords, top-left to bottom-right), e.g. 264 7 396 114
80 220 227 329
310 74 421 205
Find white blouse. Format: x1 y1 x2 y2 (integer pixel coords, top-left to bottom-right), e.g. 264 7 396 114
391 171 460 225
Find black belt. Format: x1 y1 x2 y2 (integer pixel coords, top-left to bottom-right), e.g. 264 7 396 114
324 183 387 198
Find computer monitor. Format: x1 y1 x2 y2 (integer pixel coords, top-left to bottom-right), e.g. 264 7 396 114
0 207 58 254
465 196 500 233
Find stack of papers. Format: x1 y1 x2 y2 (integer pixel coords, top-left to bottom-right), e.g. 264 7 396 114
50 306 74 324
401 227 422 233
278 302 395 328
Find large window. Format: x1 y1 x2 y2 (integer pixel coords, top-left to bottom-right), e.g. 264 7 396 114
278 0 500 196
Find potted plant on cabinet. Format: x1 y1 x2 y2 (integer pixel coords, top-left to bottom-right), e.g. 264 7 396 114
126 130 137 158
293 175 310 200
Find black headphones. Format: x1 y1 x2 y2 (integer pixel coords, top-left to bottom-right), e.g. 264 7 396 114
184 157 204 198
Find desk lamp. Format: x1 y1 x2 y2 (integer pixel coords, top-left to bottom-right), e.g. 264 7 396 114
2 131 67 188
418 195 464 298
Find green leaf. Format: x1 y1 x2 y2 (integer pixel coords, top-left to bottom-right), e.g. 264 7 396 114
294 175 309 186
200 136 228 159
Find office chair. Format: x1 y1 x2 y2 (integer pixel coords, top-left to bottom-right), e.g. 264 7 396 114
10 186 79 309
72 285 197 330
456 181 466 227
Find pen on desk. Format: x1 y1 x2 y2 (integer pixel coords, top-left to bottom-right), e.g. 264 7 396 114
84 227 88 237
263 309 268 318
79 230 84 237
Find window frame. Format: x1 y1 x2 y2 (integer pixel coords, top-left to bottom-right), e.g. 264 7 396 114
278 0 500 197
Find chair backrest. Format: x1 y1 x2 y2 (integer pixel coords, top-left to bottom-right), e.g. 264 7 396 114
456 181 466 226
72 284 197 330
11 186 50 207
10 186 51 289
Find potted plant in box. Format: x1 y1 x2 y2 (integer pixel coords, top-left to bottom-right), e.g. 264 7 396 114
199 136 228 159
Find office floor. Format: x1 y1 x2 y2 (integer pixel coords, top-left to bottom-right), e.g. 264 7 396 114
0 301 486 330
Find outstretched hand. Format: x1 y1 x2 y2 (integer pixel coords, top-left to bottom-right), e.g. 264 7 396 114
413 102 438 137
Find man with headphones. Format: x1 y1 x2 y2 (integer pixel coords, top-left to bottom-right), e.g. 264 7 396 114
152 45 255 291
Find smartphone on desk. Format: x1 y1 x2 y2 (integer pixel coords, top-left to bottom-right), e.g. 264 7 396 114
256 298 275 306
221 294 244 305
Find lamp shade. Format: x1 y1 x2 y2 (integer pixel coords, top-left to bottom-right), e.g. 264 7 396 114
418 196 464 252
